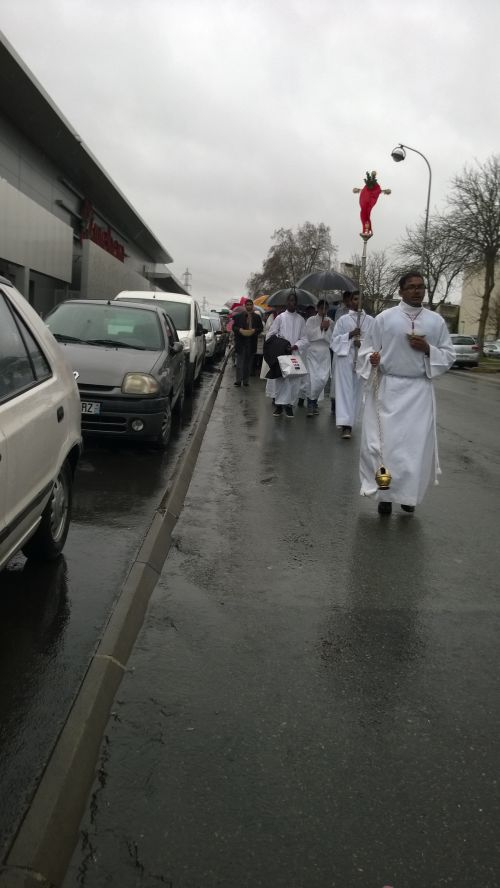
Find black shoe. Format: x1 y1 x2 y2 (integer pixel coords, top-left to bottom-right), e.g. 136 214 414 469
234 381 241 387
297 398 305 407
285 405 294 418
341 426 352 439
378 501 392 515
401 504 415 513
273 405 283 416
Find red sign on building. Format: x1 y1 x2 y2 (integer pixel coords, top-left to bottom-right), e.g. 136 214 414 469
80 200 125 263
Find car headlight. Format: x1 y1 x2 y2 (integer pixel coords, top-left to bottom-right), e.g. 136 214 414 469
122 373 160 395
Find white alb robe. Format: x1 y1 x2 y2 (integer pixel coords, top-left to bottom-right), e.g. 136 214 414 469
265 310 308 405
305 314 332 400
331 310 374 427
357 302 455 506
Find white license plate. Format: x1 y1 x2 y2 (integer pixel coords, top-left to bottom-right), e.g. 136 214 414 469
81 401 101 415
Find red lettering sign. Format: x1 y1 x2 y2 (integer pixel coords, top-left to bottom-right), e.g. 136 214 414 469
80 200 125 263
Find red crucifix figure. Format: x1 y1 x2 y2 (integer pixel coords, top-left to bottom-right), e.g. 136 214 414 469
353 170 391 238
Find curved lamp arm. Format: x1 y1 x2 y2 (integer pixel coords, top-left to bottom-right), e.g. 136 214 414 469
392 143 432 271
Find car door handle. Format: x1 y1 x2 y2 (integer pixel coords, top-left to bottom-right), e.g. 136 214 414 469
57 406 64 423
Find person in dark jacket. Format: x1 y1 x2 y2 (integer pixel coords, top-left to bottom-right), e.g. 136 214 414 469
232 299 264 386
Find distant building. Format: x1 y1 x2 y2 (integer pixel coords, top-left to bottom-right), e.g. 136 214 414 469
0 31 187 316
459 262 499 338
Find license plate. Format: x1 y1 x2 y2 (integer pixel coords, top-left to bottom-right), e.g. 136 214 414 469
81 401 101 415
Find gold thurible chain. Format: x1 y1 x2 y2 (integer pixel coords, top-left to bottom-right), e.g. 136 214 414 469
373 365 391 489
373 365 384 464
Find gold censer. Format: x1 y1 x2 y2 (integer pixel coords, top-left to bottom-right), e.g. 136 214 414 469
375 466 392 490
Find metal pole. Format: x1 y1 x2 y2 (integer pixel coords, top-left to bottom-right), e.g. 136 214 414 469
358 235 369 314
397 143 432 272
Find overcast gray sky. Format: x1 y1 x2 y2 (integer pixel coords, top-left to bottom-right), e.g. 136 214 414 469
2 0 500 307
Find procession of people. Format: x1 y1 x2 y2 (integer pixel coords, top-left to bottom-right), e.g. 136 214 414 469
230 271 455 516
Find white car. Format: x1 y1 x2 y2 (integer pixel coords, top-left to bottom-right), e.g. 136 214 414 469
114 291 205 393
484 340 500 358
449 334 480 368
0 277 82 571
201 315 217 361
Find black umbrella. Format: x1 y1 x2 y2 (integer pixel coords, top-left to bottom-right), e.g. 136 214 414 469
267 287 317 307
297 270 358 292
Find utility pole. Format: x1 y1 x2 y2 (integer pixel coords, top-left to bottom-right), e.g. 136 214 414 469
183 268 192 292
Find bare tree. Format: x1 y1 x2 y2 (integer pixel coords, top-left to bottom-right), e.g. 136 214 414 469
396 215 466 309
488 292 500 339
246 222 337 298
446 155 500 348
350 249 399 315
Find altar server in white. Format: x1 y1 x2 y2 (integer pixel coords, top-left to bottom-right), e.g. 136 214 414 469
304 299 332 416
331 291 374 438
266 292 308 418
357 271 455 516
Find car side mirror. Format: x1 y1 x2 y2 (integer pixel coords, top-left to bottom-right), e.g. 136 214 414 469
202 326 210 335
171 341 184 355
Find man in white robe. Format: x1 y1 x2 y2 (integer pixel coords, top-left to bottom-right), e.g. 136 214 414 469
304 299 332 416
357 271 455 515
331 292 374 438
266 293 308 418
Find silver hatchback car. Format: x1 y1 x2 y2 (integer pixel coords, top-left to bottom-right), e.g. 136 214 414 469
450 334 479 368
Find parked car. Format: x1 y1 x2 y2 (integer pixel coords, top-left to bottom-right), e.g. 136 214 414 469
450 334 479 368
209 314 228 357
114 292 205 393
0 276 81 571
45 300 185 448
484 340 500 358
201 315 217 361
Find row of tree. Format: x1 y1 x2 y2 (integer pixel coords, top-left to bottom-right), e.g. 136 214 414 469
246 155 500 347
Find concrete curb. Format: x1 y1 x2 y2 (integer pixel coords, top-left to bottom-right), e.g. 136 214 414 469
0 357 230 888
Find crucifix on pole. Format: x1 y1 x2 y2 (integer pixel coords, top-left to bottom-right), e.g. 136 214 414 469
353 170 391 312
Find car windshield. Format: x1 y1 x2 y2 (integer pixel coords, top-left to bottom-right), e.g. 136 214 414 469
47 303 164 350
118 297 191 331
202 317 214 332
209 317 221 331
451 336 475 345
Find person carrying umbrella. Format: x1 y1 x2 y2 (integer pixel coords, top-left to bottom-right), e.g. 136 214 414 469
232 298 263 386
265 292 308 418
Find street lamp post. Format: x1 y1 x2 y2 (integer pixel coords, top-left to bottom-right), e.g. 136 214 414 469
391 143 432 273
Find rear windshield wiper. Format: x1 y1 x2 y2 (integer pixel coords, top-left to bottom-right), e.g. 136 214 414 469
53 333 85 343
85 338 147 350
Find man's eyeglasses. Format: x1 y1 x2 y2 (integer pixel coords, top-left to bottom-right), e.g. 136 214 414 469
402 284 426 293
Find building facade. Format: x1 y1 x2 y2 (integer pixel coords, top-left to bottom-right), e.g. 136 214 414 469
0 31 186 316
459 263 500 338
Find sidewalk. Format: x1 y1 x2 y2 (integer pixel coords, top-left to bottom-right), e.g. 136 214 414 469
64 370 500 888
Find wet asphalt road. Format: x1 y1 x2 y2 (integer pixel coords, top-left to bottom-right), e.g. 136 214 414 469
0 365 221 861
64 368 500 888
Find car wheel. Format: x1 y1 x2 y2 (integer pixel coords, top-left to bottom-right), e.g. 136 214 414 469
194 357 203 385
22 461 73 561
154 401 172 450
173 384 185 417
184 363 194 396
